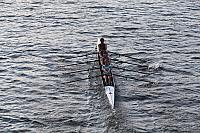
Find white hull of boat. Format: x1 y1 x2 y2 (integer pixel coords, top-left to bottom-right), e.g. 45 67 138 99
105 86 115 109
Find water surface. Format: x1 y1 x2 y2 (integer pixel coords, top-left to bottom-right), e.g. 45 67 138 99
0 0 200 132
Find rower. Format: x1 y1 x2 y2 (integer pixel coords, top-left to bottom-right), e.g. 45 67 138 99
102 56 112 86
98 38 107 57
99 50 108 65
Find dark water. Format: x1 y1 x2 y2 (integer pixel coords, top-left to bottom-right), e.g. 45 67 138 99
0 0 200 132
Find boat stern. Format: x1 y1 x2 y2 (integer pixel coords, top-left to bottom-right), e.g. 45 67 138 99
105 86 115 109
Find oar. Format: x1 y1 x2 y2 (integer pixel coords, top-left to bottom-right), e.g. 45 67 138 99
72 51 96 55
109 51 147 63
111 59 148 68
112 66 150 75
75 53 95 58
64 67 100 75
65 60 98 67
112 73 152 83
65 52 97 59
112 58 138 65
66 74 103 84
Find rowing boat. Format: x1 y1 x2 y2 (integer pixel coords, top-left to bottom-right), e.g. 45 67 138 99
96 39 115 109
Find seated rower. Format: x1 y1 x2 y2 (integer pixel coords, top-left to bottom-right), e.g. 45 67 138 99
102 57 112 86
99 50 108 65
99 50 108 59
98 38 108 57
